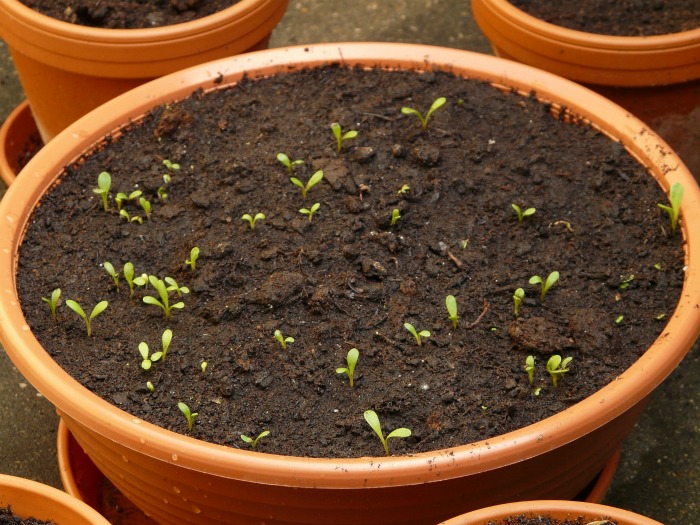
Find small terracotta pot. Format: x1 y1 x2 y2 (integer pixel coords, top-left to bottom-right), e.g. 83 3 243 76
471 0 700 87
0 100 42 187
0 473 111 525
439 500 663 525
0 0 289 142
1 43 699 525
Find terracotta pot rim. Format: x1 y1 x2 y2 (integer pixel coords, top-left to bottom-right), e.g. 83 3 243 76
1 43 699 488
0 99 39 187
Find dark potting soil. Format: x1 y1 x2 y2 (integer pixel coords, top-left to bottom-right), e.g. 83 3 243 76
509 0 700 36
485 517 616 525
0 506 54 525
18 0 240 29
16 65 685 459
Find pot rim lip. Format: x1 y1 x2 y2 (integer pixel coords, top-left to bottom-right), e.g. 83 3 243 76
1 42 699 487
480 0 700 51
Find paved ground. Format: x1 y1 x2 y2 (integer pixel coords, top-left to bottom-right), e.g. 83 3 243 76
0 1 698 523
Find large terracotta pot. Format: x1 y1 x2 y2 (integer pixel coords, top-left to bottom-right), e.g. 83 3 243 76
440 500 663 525
0 0 289 142
0 43 698 525
0 473 111 525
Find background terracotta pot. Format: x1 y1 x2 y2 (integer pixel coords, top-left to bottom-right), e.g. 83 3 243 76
0 99 41 186
0 43 698 525
0 473 111 524
0 0 289 142
439 500 664 525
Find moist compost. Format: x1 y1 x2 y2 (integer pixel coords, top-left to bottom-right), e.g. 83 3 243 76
18 0 239 28
0 506 54 525
509 0 699 36
484 517 616 525
16 65 685 458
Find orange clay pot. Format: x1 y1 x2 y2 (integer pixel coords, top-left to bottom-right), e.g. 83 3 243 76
471 0 700 87
1 43 699 525
0 473 111 525
0 0 288 142
439 500 664 525
0 100 42 187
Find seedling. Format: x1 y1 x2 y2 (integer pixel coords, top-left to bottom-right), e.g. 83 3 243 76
363 410 411 456
619 275 635 290
546 355 572 387
529 271 559 303
459 239 469 249
390 209 401 226
163 159 180 171
119 209 143 224
653 263 662 271
177 402 198 432
274 329 294 350
133 273 149 288
290 170 324 199
142 275 184 318
401 96 446 130
445 295 459 329
157 186 168 202
138 341 163 370
146 381 155 392
186 247 199 270
615 315 624 325
201 361 208 373
161 329 173 360
139 197 152 219
241 430 270 450
512 203 536 222
657 182 684 235
404 322 430 346
524 355 535 385
92 171 111 212
513 288 525 317
41 288 61 322
165 277 189 297
65 299 108 337
115 190 142 210
336 348 359 387
241 213 266 229
398 184 410 195
276 152 303 174
103 261 119 289
299 202 320 222
330 122 358 152
123 263 136 296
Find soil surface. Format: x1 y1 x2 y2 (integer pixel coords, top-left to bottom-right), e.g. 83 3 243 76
16 65 685 458
0 506 54 525
509 0 700 36
18 0 240 28
484 517 616 525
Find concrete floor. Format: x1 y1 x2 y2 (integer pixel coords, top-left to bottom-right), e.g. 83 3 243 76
0 1 698 523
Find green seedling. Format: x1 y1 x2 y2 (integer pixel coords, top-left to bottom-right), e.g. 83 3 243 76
201 361 208 373
276 152 303 174
401 96 446 130
139 197 152 219
165 277 189 297
512 203 536 222
524 355 535 385
274 329 294 350
240 430 270 450
653 263 662 271
390 209 401 226
103 261 119 289
657 182 684 235
363 410 411 456
534 387 542 396
142 275 184 318
656 313 667 321
330 122 358 152
157 186 168 203
133 273 149 288
299 202 320 222
114 190 142 210
513 288 525 317
163 159 180 171
146 381 155 392
119 209 143 224
138 341 163 370
398 184 410 195
161 328 173 360
65 299 108 337
178 402 198 432
619 275 635 290
336 348 359 387
41 288 61 322
615 315 624 325
445 295 459 329
529 271 559 303
123 263 136 296
186 247 200 270
546 355 572 387
290 170 324 199
241 213 266 229
404 322 430 346
92 171 111 212
459 239 469 249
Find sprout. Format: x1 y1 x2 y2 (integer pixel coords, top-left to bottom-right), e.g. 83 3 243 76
401 97 446 130
123 263 136 296
133 273 149 288
512 203 536 222
524 355 535 385
445 295 459 329
115 190 142 210
513 288 525 317
330 122 358 152
657 182 684 235
146 381 155 392
241 430 270 450
41 288 61 322
619 275 635 290
404 322 430 346
119 209 143 224
103 261 120 289
546 355 572 387
274 329 294 350
398 184 410 195
92 171 111 212
459 239 469 249
65 299 108 337
201 361 208 373
161 329 173 360
178 402 198 432
241 213 266 229
299 202 320 222
139 197 152 220
290 170 324 199
363 410 411 456
276 152 303 174
142 275 184 318
164 277 189 297
163 159 180 171
157 185 168 203
138 341 163 370
615 315 624 325
390 209 401 226
336 348 359 387
186 247 200 270
529 271 559 303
